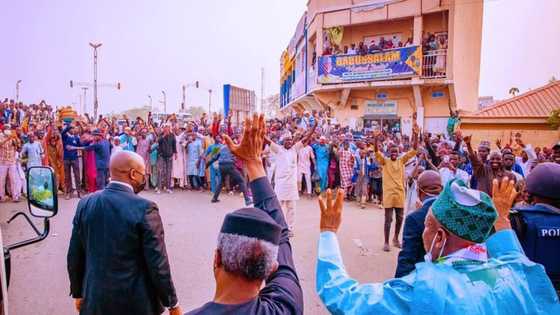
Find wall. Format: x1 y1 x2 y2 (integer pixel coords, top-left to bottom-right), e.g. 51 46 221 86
422 86 450 117
448 0 483 112
340 19 414 48
460 123 560 150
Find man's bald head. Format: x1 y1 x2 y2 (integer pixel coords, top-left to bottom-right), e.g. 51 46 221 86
110 151 146 184
417 170 442 200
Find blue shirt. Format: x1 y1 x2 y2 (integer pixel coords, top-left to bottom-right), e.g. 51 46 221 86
62 125 81 160
84 139 111 170
317 229 560 314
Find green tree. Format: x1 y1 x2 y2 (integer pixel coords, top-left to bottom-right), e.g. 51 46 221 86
508 87 520 97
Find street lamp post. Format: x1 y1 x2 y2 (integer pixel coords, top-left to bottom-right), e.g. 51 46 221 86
208 89 212 114
181 85 186 111
89 42 102 117
161 91 167 113
81 87 88 114
147 94 152 110
15 80 22 102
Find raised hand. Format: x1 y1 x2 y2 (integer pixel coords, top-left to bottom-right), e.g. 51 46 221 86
492 177 517 231
318 188 345 233
223 113 265 163
463 135 472 145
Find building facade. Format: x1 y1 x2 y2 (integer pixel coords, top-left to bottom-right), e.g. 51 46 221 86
279 0 483 135
461 81 560 149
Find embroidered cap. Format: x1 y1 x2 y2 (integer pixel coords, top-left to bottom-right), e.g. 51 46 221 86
431 179 497 243
220 208 282 245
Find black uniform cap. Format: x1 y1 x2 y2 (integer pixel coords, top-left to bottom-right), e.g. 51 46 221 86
220 208 282 245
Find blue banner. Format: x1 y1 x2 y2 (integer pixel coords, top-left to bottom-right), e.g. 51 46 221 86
317 45 421 84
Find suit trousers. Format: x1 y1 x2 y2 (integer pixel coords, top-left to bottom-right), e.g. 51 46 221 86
96 168 109 190
64 159 81 193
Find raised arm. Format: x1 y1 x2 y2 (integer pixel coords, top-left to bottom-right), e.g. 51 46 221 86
316 189 413 314
223 113 303 314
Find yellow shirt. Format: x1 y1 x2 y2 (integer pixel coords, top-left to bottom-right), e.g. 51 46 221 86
375 149 417 208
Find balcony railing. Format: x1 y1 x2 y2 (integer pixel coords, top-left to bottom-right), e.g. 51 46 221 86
422 49 447 79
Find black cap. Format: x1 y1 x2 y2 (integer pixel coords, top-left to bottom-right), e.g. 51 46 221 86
526 162 560 200
220 208 282 245
553 142 560 150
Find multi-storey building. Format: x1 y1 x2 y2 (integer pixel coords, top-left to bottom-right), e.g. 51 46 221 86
280 0 483 135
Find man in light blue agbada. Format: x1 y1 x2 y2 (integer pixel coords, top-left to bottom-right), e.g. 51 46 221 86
316 178 560 315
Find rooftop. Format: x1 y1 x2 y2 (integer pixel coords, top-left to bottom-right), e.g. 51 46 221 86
465 81 560 118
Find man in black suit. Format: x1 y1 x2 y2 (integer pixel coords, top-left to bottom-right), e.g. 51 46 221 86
394 170 442 277
67 150 181 315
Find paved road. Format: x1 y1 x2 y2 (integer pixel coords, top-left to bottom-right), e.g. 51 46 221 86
1 189 401 315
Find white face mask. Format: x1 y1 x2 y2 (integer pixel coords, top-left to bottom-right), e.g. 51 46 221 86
3 130 11 136
424 231 447 263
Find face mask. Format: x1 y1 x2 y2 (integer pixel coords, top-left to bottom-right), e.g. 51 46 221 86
424 231 447 263
4 130 11 136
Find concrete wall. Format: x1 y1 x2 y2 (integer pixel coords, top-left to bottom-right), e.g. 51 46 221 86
340 19 414 48
460 123 560 150
448 0 483 112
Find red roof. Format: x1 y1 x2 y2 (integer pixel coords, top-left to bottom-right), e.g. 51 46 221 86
466 81 560 118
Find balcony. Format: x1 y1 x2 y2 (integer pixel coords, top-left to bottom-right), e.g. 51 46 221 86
421 49 447 79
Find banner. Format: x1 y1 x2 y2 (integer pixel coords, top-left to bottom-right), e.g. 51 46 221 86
317 45 421 84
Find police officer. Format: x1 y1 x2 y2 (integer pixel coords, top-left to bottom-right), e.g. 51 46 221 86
510 162 560 296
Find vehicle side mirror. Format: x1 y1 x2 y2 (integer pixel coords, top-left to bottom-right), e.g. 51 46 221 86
27 166 58 218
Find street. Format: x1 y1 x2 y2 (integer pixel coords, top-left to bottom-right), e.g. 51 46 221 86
2 189 400 315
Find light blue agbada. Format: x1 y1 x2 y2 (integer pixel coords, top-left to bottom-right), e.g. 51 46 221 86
316 230 560 315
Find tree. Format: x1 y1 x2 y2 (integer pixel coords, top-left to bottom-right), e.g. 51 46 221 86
508 87 520 97
547 109 560 130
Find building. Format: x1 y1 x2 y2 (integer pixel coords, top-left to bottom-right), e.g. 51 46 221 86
461 81 560 149
478 96 496 109
279 0 483 135
223 84 256 126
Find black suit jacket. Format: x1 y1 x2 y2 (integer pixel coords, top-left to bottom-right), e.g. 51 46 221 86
67 182 177 315
394 197 437 278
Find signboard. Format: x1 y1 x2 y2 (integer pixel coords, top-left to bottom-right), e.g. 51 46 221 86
223 84 256 116
317 46 421 84
364 100 397 116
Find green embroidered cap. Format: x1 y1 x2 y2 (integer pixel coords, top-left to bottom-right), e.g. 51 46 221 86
431 179 497 243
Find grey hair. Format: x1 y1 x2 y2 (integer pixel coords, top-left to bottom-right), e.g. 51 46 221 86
217 233 279 281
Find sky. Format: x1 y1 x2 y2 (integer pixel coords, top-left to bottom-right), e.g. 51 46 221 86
0 0 558 114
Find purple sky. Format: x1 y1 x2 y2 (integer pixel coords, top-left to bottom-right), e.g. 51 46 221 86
1 0 558 114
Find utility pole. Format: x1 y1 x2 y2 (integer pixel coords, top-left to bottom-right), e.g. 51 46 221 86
89 42 102 117
260 67 265 113
181 85 186 111
208 89 212 114
15 80 22 102
147 94 152 110
81 87 88 114
161 90 167 113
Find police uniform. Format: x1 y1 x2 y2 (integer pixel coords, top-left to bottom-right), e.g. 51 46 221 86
510 162 560 296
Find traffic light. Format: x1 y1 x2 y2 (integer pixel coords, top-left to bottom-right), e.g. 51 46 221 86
70 80 73 88
195 81 199 88
117 82 121 90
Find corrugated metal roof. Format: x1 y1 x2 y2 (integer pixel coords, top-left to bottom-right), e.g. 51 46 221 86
466 81 560 118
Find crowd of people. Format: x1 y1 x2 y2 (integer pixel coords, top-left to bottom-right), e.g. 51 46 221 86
0 97 559 313
65 112 559 315
321 35 415 57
